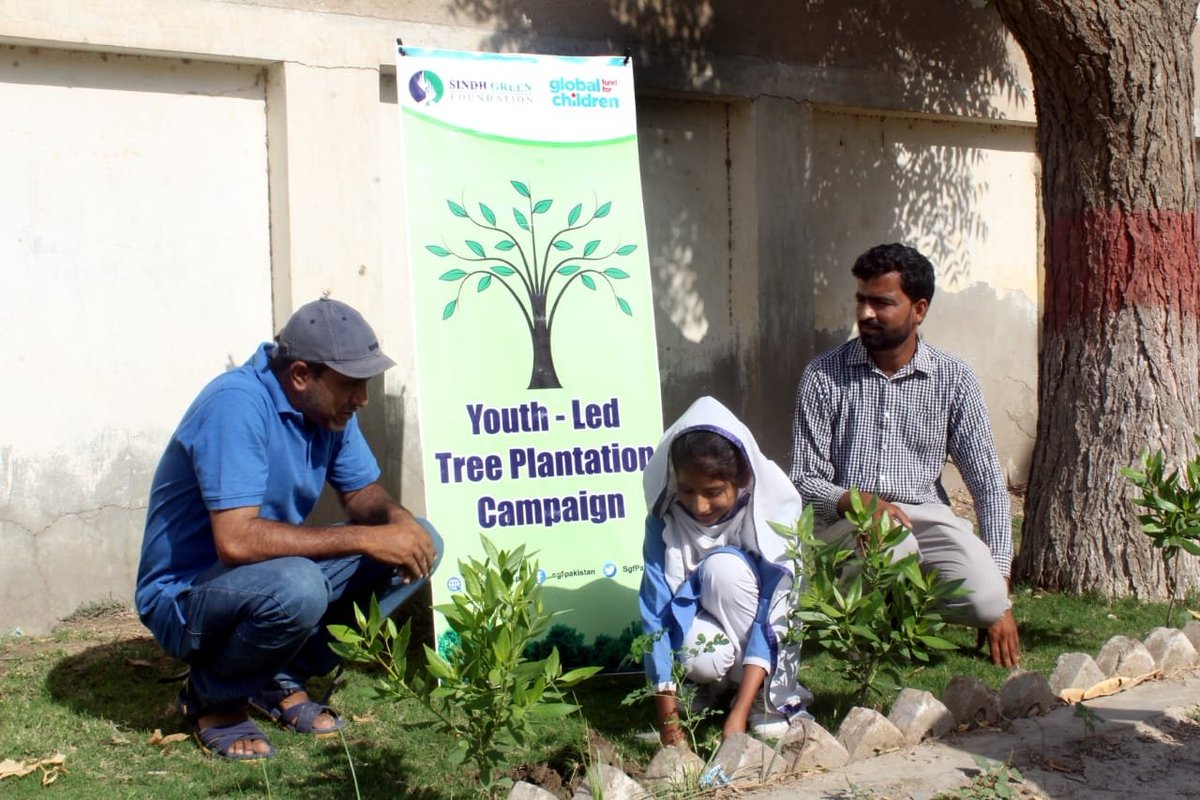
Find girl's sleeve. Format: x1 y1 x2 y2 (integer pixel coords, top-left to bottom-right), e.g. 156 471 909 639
742 561 787 673
638 515 676 691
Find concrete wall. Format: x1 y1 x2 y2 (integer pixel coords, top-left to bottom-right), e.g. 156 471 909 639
0 0 1059 632
807 110 1040 486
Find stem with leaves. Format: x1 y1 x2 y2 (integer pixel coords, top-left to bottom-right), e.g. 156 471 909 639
1121 436 1200 626
329 535 600 797
772 494 965 706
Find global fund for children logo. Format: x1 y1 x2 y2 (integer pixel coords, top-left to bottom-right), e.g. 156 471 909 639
549 75 621 108
408 70 445 104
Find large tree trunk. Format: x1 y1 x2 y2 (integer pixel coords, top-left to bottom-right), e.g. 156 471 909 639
995 0 1200 597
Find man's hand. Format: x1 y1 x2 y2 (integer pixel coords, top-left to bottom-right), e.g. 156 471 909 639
341 483 436 581
986 608 1021 668
363 517 437 583
837 490 912 530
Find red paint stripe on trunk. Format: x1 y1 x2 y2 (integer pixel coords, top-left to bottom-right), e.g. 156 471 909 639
1046 209 1200 330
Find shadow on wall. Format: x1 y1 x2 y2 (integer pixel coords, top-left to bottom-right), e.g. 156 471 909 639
440 0 1029 437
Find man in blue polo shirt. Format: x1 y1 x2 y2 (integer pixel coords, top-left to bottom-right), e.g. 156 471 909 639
136 297 441 760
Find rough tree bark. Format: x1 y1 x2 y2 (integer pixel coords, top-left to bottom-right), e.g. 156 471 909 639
994 0 1200 597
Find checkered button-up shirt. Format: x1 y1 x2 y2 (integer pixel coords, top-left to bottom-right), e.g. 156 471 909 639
789 337 1012 577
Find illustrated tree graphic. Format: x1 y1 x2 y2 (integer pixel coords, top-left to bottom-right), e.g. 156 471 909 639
426 180 638 389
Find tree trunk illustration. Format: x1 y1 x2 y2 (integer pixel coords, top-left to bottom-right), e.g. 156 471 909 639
528 294 562 389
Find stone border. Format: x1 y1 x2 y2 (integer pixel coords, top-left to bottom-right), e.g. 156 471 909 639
508 620 1200 799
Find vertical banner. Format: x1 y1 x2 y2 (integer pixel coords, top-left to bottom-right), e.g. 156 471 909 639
396 47 662 656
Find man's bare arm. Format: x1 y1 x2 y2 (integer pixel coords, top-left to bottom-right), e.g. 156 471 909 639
209 482 435 578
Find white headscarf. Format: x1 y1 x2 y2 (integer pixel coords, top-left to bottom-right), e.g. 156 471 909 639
643 397 805 590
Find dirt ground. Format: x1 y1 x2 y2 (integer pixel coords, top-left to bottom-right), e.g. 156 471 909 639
747 668 1200 800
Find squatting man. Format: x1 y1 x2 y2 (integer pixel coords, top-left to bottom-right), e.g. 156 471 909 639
135 298 442 760
790 242 1021 668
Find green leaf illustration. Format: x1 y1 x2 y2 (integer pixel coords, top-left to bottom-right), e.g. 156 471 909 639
603 268 630 279
617 297 632 315
426 245 451 257
467 240 485 257
568 204 582 226
495 240 516 251
491 265 516 276
514 209 529 231
616 244 638 256
511 180 530 198
557 265 580 276
583 240 600 257
443 299 457 319
478 275 492 292
448 200 468 218
595 201 612 218
532 199 553 214
439 269 467 281
582 275 596 290
552 241 573 251
479 203 496 226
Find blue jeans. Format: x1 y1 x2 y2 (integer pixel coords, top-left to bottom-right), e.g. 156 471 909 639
163 520 443 707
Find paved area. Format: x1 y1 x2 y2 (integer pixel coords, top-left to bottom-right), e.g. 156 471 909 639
746 668 1200 799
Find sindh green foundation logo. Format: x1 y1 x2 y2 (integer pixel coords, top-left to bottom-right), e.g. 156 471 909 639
425 180 640 390
408 70 444 104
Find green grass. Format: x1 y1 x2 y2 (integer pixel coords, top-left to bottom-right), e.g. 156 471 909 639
0 618 655 799
0 590 1189 798
799 588 1189 725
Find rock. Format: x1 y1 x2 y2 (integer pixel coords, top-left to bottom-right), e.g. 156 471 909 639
835 706 906 761
704 732 782 786
888 687 954 744
1049 652 1106 696
1181 620 1200 653
509 781 559 800
572 763 644 800
1096 635 1157 678
642 745 706 790
941 676 1001 728
779 716 850 772
998 670 1059 718
585 729 623 770
1144 627 1199 674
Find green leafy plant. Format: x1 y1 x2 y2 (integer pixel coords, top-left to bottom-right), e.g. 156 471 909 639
1121 439 1200 625
773 494 965 705
932 755 1023 799
427 180 639 389
328 535 600 797
621 630 729 757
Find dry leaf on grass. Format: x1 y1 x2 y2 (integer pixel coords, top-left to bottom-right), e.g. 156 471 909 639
147 729 190 746
0 754 67 785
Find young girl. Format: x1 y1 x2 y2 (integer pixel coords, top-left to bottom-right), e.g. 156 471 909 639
639 396 811 746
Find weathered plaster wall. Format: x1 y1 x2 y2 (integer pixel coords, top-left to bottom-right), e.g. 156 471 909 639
0 0 1055 632
807 110 1040 487
0 47 272 632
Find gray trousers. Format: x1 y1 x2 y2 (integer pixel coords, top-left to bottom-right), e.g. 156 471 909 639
816 501 1009 628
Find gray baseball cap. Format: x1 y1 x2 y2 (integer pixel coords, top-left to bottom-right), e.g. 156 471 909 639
275 298 396 379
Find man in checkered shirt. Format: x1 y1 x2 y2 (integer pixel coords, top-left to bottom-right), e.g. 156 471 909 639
789 243 1020 668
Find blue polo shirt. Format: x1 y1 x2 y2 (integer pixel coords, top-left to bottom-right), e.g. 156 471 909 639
135 343 381 643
